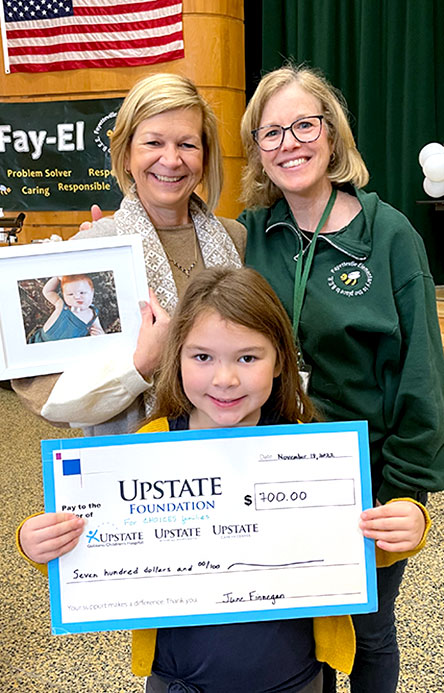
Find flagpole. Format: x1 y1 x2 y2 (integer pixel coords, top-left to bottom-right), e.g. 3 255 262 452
0 0 11 74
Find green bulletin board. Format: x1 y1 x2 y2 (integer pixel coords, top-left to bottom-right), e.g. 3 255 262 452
0 97 124 211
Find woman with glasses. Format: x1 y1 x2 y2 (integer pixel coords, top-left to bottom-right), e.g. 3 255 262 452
239 64 444 693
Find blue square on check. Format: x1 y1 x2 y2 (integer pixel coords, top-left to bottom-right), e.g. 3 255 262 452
62 458 81 476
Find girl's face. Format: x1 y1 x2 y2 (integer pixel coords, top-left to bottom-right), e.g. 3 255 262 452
125 107 204 226
63 280 94 309
258 82 333 202
180 309 280 429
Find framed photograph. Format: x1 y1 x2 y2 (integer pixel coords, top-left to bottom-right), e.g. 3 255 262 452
0 236 148 379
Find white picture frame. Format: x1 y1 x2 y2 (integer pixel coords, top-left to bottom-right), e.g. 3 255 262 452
0 236 148 379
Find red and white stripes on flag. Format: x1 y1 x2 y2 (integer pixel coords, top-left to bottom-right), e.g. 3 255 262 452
0 0 184 73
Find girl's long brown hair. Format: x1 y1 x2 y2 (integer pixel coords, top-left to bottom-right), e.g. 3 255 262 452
145 267 317 426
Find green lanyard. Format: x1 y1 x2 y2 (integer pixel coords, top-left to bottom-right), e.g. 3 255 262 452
292 188 337 342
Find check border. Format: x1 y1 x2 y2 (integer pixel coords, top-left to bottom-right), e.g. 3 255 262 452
42 420 377 635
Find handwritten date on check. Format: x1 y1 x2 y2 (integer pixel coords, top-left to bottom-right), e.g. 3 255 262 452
42 421 377 635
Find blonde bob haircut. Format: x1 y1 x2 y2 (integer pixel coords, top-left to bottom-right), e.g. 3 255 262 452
240 64 369 208
147 266 317 426
111 73 223 213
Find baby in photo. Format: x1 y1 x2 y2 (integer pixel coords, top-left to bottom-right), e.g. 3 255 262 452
30 274 104 343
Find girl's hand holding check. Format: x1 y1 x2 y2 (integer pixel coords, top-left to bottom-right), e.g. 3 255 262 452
360 500 426 552
20 513 85 564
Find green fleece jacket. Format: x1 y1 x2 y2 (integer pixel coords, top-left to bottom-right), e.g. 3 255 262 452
239 188 444 504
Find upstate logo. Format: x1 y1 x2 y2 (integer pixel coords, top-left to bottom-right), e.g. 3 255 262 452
328 261 372 297
85 522 144 549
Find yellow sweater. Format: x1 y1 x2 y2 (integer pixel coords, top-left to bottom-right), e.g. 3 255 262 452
17 416 431 678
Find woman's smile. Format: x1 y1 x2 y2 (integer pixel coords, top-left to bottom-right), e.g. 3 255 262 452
279 156 309 169
151 173 186 183
259 82 333 202
125 107 204 227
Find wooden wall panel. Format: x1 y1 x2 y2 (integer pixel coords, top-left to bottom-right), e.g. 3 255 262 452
0 1 245 243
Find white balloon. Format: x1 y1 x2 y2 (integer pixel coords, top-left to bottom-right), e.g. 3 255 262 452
419 142 444 167
423 177 444 198
423 153 444 182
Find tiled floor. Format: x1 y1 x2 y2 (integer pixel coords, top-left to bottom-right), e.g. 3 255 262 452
1 385 443 692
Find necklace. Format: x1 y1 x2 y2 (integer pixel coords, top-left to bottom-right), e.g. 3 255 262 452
164 227 198 278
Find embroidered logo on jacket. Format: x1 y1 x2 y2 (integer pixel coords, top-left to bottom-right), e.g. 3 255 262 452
328 261 372 296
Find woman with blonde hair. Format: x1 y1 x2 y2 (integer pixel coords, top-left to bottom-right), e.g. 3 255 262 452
238 63 444 692
13 73 245 436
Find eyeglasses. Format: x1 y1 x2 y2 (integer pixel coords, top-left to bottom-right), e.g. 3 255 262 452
252 115 324 151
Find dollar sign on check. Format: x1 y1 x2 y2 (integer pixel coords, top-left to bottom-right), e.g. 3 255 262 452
244 494 252 506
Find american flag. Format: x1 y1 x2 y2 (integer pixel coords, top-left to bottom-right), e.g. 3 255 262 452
0 0 184 73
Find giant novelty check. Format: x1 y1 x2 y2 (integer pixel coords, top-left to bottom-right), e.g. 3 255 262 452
42 421 377 635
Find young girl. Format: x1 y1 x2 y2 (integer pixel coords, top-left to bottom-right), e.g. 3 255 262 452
30 274 104 343
18 268 429 693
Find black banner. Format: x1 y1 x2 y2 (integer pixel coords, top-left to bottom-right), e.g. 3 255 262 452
0 98 124 211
